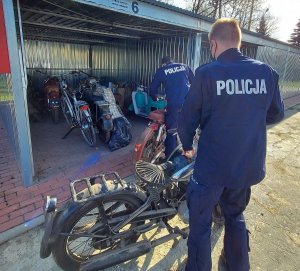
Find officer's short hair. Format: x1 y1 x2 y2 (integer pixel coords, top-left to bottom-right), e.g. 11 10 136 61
209 18 242 47
162 56 173 64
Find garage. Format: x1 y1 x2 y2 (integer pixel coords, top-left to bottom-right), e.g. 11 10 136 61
2 0 208 186
3 0 290 187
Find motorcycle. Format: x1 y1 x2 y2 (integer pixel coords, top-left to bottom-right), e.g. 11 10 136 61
36 70 61 124
132 116 223 225
132 105 200 164
40 151 194 271
72 71 114 143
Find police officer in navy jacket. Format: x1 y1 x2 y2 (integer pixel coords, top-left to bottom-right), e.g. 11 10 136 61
178 19 284 271
149 56 194 158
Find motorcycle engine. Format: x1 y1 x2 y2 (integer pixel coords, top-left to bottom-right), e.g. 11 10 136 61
164 183 181 207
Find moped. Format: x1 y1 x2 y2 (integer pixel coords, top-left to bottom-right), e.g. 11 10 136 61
36 70 61 123
40 150 194 271
73 71 114 143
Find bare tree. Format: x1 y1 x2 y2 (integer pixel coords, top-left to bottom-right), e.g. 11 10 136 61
255 8 278 37
160 0 278 36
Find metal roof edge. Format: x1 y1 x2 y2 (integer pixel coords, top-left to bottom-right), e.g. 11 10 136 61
139 0 300 52
139 0 214 23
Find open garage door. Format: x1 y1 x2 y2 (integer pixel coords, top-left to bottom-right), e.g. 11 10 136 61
11 0 203 186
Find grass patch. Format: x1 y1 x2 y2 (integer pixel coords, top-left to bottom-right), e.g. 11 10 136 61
0 92 13 102
280 80 300 91
0 78 13 102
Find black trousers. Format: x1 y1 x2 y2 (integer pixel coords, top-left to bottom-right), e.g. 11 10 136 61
185 178 251 271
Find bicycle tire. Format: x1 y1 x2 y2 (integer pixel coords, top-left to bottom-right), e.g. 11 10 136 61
141 131 164 163
51 194 143 271
61 95 73 126
79 109 96 147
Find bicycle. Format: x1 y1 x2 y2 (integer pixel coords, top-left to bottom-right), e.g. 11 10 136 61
60 82 96 147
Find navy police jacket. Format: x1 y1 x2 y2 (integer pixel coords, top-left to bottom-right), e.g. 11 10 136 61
178 48 284 188
149 62 194 109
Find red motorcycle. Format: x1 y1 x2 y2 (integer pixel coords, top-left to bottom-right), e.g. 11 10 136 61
36 70 61 123
133 113 225 225
133 106 201 164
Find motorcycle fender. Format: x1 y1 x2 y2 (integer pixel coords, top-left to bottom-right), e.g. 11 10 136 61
132 126 154 163
46 200 81 248
40 200 80 258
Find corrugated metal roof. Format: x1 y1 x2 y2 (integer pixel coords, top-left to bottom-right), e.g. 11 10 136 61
16 0 197 44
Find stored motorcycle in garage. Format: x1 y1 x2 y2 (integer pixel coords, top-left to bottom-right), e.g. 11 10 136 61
36 70 61 124
74 71 114 143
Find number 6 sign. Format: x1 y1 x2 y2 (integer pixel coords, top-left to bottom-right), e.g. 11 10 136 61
132 1 139 13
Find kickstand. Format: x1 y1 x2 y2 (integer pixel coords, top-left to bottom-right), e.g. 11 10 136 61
62 125 77 139
164 220 189 240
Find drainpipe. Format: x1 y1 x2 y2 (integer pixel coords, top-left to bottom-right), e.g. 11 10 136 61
192 33 202 72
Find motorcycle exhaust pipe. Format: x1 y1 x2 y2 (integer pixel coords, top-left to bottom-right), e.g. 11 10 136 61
80 226 189 271
80 240 151 271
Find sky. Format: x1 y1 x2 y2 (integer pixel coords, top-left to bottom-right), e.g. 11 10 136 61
173 0 300 43
265 0 300 42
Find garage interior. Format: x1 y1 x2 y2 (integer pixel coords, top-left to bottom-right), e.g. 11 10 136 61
15 0 201 182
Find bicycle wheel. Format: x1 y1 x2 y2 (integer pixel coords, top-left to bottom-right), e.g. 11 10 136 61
51 194 144 271
142 132 165 163
61 96 73 126
79 109 96 146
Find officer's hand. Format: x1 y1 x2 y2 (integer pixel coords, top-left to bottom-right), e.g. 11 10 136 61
183 149 195 159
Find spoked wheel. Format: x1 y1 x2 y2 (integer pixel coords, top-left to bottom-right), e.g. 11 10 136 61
79 110 96 147
61 97 73 126
52 195 144 271
141 132 165 163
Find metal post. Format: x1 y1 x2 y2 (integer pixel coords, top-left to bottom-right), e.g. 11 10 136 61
282 47 290 90
2 0 34 187
192 33 202 72
17 0 27 88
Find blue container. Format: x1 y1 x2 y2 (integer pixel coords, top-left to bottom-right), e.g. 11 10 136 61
135 91 146 108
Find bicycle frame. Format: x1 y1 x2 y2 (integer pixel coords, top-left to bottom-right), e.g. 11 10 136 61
61 88 92 127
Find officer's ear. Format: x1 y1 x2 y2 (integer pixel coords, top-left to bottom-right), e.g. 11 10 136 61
210 40 216 51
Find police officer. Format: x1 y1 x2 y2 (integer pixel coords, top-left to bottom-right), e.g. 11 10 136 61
178 18 284 271
149 56 194 158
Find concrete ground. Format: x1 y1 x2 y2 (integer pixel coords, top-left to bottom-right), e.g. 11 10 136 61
0 104 300 271
30 112 147 182
0 113 146 234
